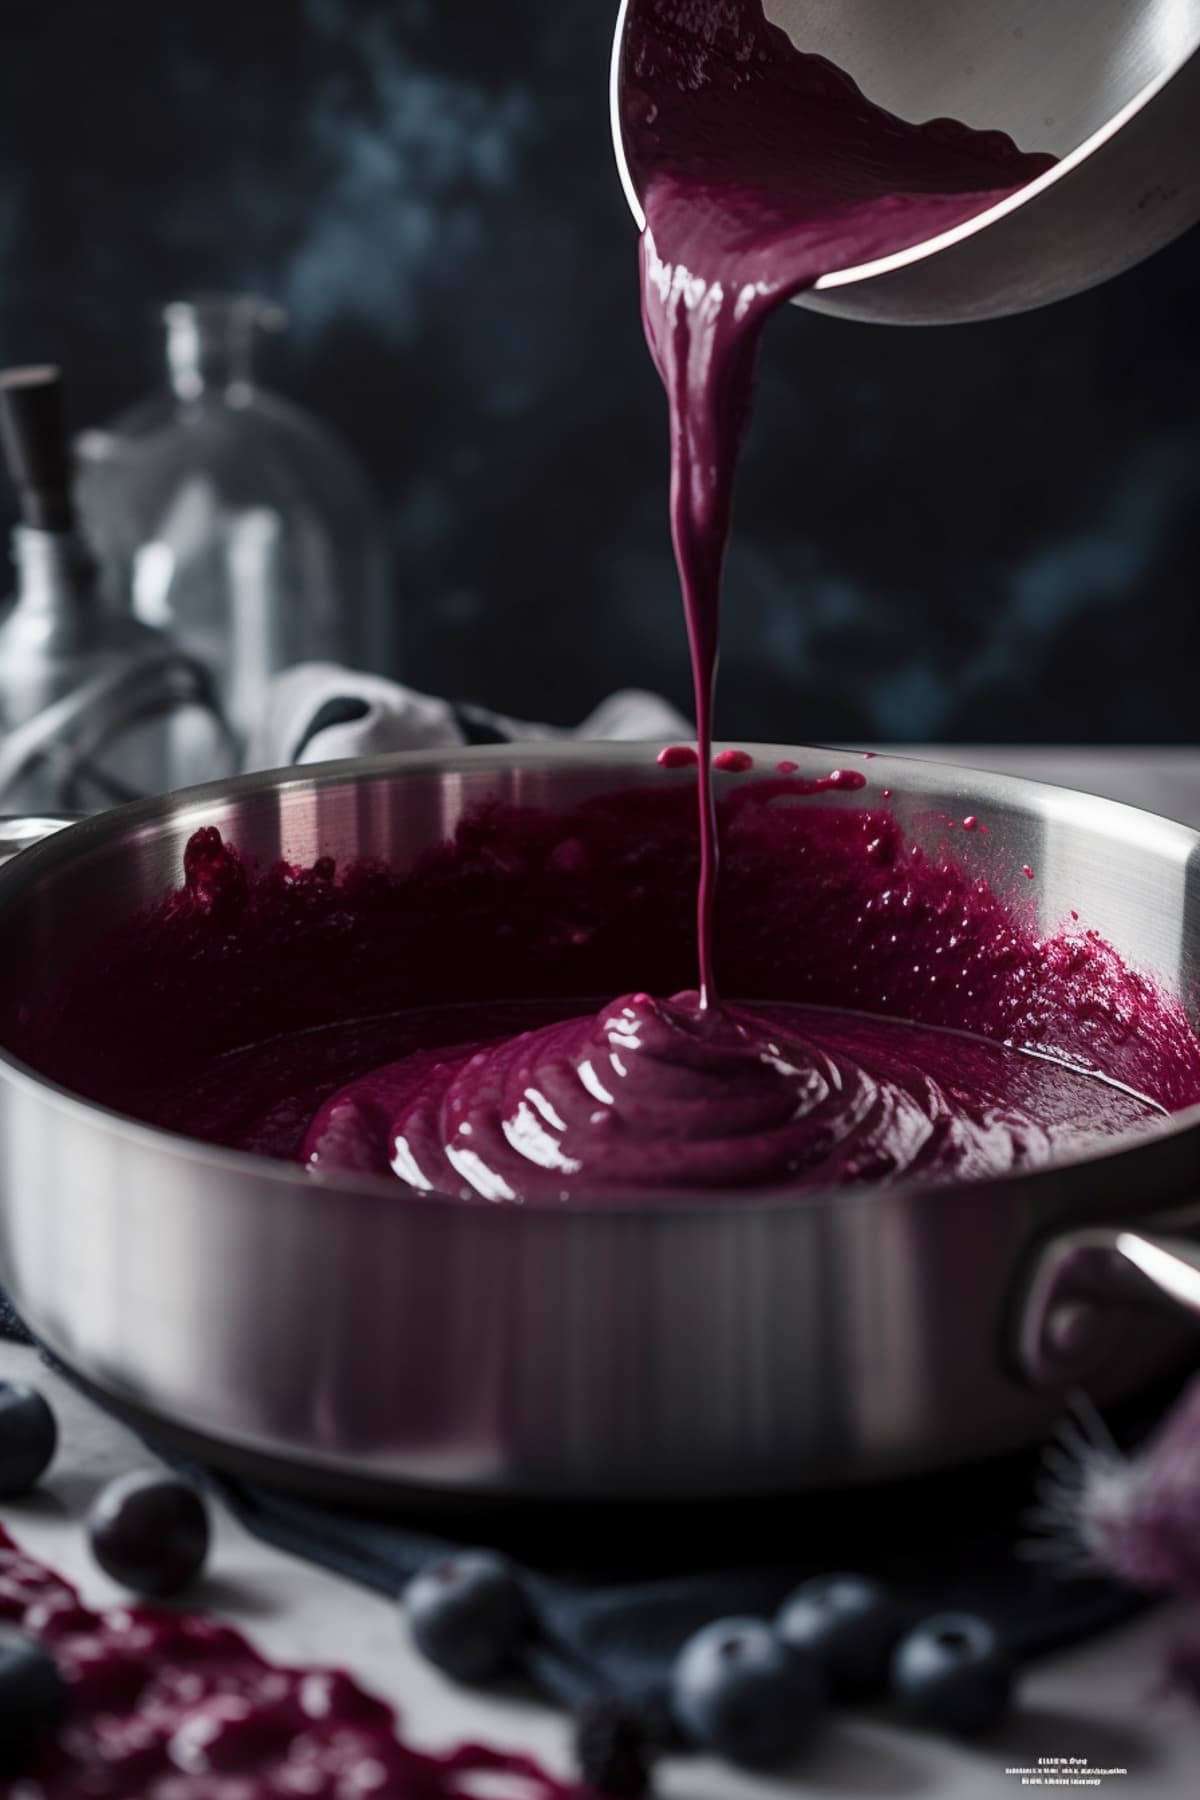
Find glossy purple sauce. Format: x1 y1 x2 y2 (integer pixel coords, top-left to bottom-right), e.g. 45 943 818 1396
622 0 1054 1003
141 994 1160 1203
0 1525 570 1799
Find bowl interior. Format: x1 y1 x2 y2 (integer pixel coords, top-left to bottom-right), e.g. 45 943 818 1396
764 0 1200 160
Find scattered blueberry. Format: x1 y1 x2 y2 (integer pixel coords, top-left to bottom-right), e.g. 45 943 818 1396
776 1573 904 1699
890 1611 1015 1738
403 1550 528 1684
669 1616 825 1767
0 1383 57 1497
86 1470 210 1597
0 1628 66 1772
574 1698 654 1798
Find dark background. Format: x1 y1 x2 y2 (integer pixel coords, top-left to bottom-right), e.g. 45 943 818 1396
1 0 1198 742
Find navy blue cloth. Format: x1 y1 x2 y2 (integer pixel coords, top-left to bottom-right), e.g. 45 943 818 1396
189 1429 1153 1717
0 1295 1160 1718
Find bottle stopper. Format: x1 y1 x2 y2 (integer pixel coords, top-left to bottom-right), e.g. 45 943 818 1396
0 366 75 532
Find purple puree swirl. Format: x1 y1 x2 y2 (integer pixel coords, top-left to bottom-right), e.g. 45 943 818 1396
14 5 1194 1203
300 1000 1160 1199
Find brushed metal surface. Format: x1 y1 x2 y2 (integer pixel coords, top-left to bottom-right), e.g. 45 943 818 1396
0 817 75 866
611 0 1200 324
1017 1207 1200 1388
0 743 1197 1497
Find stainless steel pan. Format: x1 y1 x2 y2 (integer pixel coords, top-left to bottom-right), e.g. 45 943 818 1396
0 744 1197 1499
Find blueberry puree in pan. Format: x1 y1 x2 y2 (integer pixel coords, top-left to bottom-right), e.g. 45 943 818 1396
20 784 1200 1203
172 991 1162 1202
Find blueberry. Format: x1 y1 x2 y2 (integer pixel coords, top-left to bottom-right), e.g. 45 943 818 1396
670 1616 825 1767
573 1699 654 1798
0 1383 57 1497
0 1628 66 1772
86 1470 210 1597
776 1573 904 1699
890 1612 1015 1738
402 1550 528 1684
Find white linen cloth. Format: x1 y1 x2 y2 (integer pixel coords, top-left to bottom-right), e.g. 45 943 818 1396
244 663 691 771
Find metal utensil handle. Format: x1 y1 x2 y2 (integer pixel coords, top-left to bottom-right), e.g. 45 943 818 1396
0 815 77 869
0 649 236 808
1015 1213 1200 1387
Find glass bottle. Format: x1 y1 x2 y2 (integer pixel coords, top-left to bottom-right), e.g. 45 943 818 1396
0 365 235 813
76 297 392 749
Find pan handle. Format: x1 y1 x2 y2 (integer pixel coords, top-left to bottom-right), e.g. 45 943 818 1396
1015 1215 1200 1386
0 815 78 870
